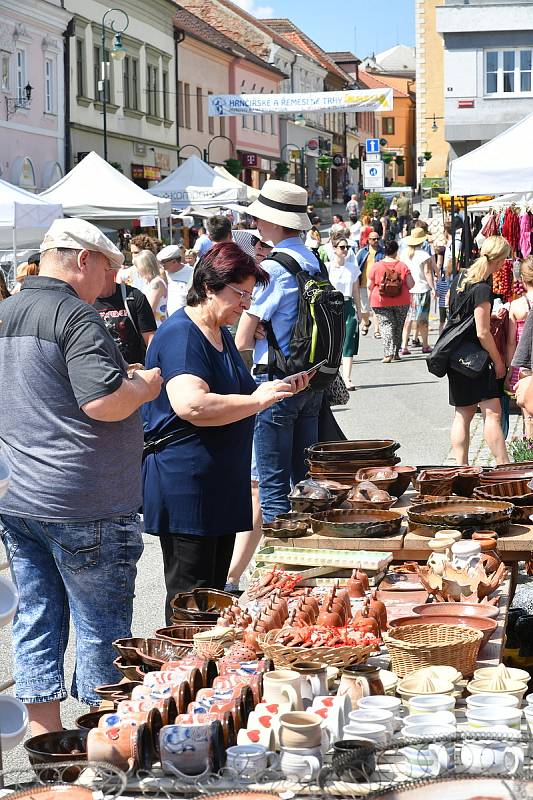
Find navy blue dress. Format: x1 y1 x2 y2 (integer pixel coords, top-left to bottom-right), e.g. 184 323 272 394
142 308 256 537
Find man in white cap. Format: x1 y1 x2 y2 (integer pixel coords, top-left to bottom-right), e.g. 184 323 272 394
0 218 162 735
235 179 323 530
157 244 193 316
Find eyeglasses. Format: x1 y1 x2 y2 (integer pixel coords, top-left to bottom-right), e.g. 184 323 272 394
369 237 379 241
226 284 253 304
337 245 349 250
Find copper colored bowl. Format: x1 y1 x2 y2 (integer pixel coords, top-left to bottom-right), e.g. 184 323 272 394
411 602 499 620
389 614 497 647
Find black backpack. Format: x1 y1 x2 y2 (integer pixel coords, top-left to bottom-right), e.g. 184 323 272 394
263 252 345 391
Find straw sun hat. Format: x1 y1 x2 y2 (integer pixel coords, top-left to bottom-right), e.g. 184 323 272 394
404 227 428 247
247 180 311 231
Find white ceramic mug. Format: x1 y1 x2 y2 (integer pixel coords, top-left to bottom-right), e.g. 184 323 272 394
311 699 344 740
348 709 395 737
262 670 303 711
343 721 389 747
0 695 28 751
408 695 456 714
280 748 322 780
460 739 523 775
466 706 522 730
0 574 18 627
291 662 328 707
237 725 275 750
246 710 281 747
226 744 277 779
403 711 456 730
358 695 402 731
400 742 453 778
466 693 520 710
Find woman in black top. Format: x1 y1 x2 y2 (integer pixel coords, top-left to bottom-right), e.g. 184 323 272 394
448 235 510 465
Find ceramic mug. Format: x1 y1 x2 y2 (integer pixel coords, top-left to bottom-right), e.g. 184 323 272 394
342 722 389 747
278 711 323 749
331 739 376 782
400 742 453 778
262 670 303 711
312 694 352 720
0 695 28 751
87 721 153 772
226 743 277 778
255 701 292 717
466 707 522 730
348 709 395 737
280 748 322 780
357 695 402 731
291 662 328 707
403 712 456 730
460 738 523 775
408 695 456 714
237 725 276 750
246 710 281 747
466 694 520 710
159 719 223 778
311 701 344 741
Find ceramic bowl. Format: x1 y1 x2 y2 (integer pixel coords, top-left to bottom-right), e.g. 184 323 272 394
261 518 308 538
112 637 146 664
397 677 455 702
24 730 89 781
389 615 497 648
113 656 145 682
466 693 520 709
474 479 533 504
407 694 456 714
306 439 400 462
408 499 513 526
75 710 111 730
408 666 462 686
474 666 530 684
466 706 522 729
155 624 217 645
347 494 398 511
453 468 483 497
403 711 457 729
169 589 234 622
389 466 417 498
312 479 352 504
354 468 399 492
137 639 192 670
411 602 499 620
467 678 528 702
310 508 403 538
94 680 141 701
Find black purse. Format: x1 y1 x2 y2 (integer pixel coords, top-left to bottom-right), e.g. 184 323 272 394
449 339 490 377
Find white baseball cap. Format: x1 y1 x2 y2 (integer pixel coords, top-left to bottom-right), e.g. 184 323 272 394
40 218 124 268
157 244 183 262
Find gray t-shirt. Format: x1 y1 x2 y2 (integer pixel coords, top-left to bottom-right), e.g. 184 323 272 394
512 308 533 371
0 276 143 521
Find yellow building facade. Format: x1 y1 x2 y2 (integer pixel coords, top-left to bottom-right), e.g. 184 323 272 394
415 0 449 184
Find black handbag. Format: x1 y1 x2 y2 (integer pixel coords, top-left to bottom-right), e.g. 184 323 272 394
449 339 490 377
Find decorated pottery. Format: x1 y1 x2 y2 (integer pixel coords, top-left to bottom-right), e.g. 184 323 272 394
337 664 384 706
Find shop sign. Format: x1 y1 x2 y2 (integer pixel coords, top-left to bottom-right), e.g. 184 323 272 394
131 164 161 180
307 139 318 151
332 154 344 167
154 152 171 171
208 88 393 116
242 153 258 168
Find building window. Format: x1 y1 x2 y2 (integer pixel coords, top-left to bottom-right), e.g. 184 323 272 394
44 58 54 113
184 81 190 128
123 55 130 108
94 46 111 102
123 56 139 109
163 71 168 119
16 49 26 105
219 116 225 136
485 48 533 94
270 113 276 135
242 115 248 129
177 80 184 126
397 159 405 177
75 39 84 96
382 117 395 135
208 91 214 134
196 86 203 131
147 64 159 116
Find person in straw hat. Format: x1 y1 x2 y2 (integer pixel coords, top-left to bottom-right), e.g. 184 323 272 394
230 180 323 588
0 217 163 735
400 225 436 356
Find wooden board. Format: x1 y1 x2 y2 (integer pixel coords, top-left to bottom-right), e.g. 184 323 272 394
263 530 405 552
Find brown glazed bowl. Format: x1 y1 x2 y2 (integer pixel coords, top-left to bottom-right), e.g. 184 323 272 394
156 623 217 645
75 710 111 730
112 637 146 664
389 466 417 498
389 614 497 647
453 467 483 497
24 730 88 781
94 680 141 702
113 656 146 682
137 639 192 670
411 602 499 620
170 589 234 622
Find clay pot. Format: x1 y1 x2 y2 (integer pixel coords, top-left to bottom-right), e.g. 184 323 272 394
338 665 384 707
355 569 370 591
368 591 387 630
316 608 343 627
301 589 319 616
352 604 380 636
347 574 365 598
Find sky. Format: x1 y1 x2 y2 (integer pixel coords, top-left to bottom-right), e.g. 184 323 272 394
231 0 415 58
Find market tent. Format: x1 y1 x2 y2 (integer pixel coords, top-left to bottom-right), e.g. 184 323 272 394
213 165 259 202
0 178 62 250
150 155 247 208
468 192 533 212
40 151 171 220
449 112 533 196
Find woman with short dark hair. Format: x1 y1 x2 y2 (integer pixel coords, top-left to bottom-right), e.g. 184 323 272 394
142 242 310 620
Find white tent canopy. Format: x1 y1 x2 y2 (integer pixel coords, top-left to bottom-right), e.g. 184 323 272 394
0 178 62 250
40 151 171 220
213 165 259 201
467 192 533 212
150 155 247 208
449 112 533 196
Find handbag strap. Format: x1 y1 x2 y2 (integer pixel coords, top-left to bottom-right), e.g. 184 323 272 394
120 282 142 338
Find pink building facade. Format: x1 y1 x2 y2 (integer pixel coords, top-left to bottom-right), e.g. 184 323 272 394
0 1 70 191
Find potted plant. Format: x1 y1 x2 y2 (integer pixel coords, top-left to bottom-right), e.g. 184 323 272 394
424 151 433 161
224 158 243 178
382 153 393 164
274 160 290 179
509 437 533 463
362 192 386 216
349 157 360 170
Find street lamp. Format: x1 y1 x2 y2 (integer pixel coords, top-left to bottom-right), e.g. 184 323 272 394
100 7 129 161
426 113 445 133
204 135 235 164
177 144 203 164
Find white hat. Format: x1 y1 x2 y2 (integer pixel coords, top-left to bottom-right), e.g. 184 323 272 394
157 244 183 262
40 218 124 268
247 180 311 231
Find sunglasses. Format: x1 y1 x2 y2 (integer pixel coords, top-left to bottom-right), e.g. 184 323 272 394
337 245 349 250
369 237 379 241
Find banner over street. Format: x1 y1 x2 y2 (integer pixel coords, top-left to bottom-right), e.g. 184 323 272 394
208 88 393 116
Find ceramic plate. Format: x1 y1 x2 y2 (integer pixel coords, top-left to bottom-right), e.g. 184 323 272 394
372 777 523 800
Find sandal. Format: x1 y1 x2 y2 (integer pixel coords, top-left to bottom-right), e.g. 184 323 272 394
374 331 382 339
361 324 370 336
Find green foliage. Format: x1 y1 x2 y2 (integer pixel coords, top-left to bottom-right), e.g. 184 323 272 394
110 161 123 173
382 153 393 164
274 160 290 178
224 158 243 178
362 192 386 216
423 151 433 161
349 157 360 170
509 437 533 462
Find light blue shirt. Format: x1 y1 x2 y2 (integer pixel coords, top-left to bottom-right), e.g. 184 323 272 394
194 233 212 258
249 237 321 365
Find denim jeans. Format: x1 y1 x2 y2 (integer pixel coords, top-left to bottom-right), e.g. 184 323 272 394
0 512 143 706
253 378 323 523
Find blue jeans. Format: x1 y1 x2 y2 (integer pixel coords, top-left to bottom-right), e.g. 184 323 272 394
0 513 143 706
253 381 323 523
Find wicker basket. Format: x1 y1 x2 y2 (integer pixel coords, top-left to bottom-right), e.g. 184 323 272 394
258 628 376 669
383 623 483 677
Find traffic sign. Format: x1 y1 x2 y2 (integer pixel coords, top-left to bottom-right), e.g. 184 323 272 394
365 138 380 154
366 153 381 163
363 161 384 190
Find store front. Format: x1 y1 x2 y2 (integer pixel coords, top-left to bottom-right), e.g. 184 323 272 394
131 163 162 189
240 152 274 190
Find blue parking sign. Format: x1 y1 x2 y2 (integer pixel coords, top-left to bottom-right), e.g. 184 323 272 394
366 138 380 154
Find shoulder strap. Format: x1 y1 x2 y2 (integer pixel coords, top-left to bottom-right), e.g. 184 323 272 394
268 251 303 276
120 282 141 337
